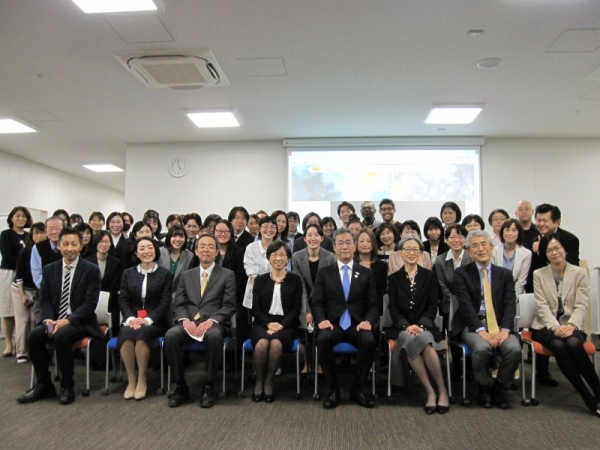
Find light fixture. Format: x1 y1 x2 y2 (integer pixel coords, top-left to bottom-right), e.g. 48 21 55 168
467 30 484 36
477 58 501 69
425 105 484 124
82 164 123 172
0 119 36 134
72 0 163 14
186 109 240 128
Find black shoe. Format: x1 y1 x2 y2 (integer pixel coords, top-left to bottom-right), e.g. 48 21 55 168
264 393 275 403
200 385 216 408
436 405 450 414
536 373 559 387
168 383 190 408
478 384 493 409
16 383 56 404
350 388 375 408
424 405 437 415
59 385 76 405
323 388 340 409
586 400 600 417
251 391 264 402
491 381 509 409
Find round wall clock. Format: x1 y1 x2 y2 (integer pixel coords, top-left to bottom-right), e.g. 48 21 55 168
168 157 189 178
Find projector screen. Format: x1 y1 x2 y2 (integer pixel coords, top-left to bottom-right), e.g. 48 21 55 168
287 147 481 230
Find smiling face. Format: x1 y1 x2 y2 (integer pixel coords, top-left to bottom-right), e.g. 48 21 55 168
275 214 287 235
195 236 218 267
109 215 123 235
401 240 421 265
11 210 28 230
491 212 508 234
401 226 419 239
426 226 441 242
96 235 111 255
214 223 231 246
247 217 259 236
136 239 156 265
268 247 289 271
447 229 465 252
379 203 395 222
468 235 493 265
322 221 335 237
334 231 356 264
170 233 185 251
304 227 323 250
184 220 200 239
32 228 46 244
60 233 82 264
45 218 64 245
89 215 104 232
260 221 277 240
380 228 395 247
502 223 519 246
357 232 373 256
441 207 457 226
545 238 566 267
535 211 559 236
338 206 353 225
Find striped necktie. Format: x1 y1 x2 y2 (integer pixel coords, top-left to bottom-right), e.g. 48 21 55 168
59 266 72 319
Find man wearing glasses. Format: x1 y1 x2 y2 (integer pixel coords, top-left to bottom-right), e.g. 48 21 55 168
312 229 378 409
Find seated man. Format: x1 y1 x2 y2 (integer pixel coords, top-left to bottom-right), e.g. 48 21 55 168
312 229 378 409
453 230 521 409
17 227 102 405
165 234 236 408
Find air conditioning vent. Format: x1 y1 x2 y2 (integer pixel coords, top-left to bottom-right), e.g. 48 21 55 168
113 49 229 89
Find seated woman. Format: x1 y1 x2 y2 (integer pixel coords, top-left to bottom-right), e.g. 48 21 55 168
387 236 449 414
118 237 172 400
491 219 531 296
376 222 398 264
355 228 387 315
532 233 600 417
462 214 485 233
251 241 302 402
487 208 510 246
388 220 432 274
422 217 449 264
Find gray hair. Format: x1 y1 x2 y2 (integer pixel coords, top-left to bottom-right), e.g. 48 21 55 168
397 235 423 251
332 228 355 244
465 230 492 248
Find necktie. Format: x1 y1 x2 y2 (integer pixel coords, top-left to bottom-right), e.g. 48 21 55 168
201 271 208 297
53 246 59 254
339 265 351 330
59 266 71 319
481 268 499 334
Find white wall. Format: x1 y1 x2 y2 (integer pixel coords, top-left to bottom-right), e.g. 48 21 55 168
0 149 125 222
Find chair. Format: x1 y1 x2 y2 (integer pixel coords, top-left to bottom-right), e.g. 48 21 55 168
30 291 112 397
518 293 596 406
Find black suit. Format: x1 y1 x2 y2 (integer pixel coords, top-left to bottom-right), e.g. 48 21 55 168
29 257 102 387
108 235 130 261
312 262 378 389
235 230 255 250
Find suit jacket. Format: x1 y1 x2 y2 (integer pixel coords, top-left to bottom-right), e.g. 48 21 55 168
557 227 579 266
158 247 194 293
491 244 532 296
452 261 516 336
173 265 237 330
220 246 248 304
86 254 123 310
311 262 379 326
118 266 172 328
532 263 589 331
109 234 130 261
434 251 472 315
235 230 255 250
291 247 337 314
251 272 303 329
386 266 442 341
38 257 103 339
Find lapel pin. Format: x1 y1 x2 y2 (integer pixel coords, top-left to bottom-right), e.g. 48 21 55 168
354 272 359 279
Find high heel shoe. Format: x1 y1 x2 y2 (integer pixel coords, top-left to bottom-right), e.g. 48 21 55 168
424 405 437 415
264 393 275 403
124 384 136 400
436 404 450 414
134 380 147 400
587 401 600 417
251 391 264 402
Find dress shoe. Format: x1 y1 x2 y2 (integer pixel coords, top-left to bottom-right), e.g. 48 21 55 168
123 385 136 400
436 405 450 414
322 388 340 409
536 373 559 387
251 391 264 402
16 383 56 404
168 383 190 407
134 379 147 401
200 385 216 408
350 389 375 408
59 386 76 405
491 381 509 409
478 385 493 409
586 400 600 418
424 405 437 415
264 393 275 403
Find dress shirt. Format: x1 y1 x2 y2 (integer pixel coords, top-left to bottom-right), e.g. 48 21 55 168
199 263 218 324
125 263 158 326
446 249 465 270
337 260 354 288
502 249 516 272
31 241 59 289
475 261 492 333
61 257 79 316
268 283 284 316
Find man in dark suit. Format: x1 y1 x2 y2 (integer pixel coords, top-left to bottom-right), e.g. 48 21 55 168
165 234 236 408
17 227 102 405
229 206 255 249
453 230 521 409
312 229 378 409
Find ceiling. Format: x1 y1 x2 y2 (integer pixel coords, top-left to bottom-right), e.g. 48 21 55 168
1 0 600 192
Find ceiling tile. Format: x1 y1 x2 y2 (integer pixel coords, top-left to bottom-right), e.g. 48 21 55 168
105 15 173 43
546 29 600 52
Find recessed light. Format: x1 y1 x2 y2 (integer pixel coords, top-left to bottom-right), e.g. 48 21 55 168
186 109 240 128
72 0 162 14
0 119 36 134
82 164 123 172
425 105 484 124
467 30 484 36
477 58 501 69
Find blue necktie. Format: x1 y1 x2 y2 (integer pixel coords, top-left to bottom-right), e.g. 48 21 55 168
340 265 351 330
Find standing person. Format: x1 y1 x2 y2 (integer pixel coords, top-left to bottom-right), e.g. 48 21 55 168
422 217 449 264
462 214 486 233
164 213 182 230
228 206 254 249
487 209 510 247
247 214 260 240
376 222 398 264
355 228 387 315
360 201 381 231
1 206 32 356
12 222 46 363
31 217 64 290
75 223 94 259
337 202 356 229
158 225 194 299
378 198 402 235
271 210 291 250
388 221 432 274
88 211 105 235
294 213 335 253
183 213 202 253
312 229 378 409
321 217 337 240
202 214 221 236
242 216 277 308
106 212 129 260
440 202 462 229
121 212 134 239
347 215 364 236
515 200 539 251
286 211 302 241
52 210 70 227
143 210 163 240
118 238 172 400
69 214 84 227
17 227 102 405
491 219 532 296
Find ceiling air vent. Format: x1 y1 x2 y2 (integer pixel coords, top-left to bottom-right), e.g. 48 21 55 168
112 48 230 90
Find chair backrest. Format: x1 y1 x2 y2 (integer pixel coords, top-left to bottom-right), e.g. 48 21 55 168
515 293 536 331
580 260 592 340
381 294 392 330
95 291 111 326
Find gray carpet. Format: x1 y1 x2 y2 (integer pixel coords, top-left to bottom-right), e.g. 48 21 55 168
0 349 599 450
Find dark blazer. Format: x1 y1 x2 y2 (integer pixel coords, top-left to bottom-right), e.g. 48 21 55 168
434 250 472 315
386 266 442 341
173 265 237 330
423 240 449 260
221 246 248 304
452 262 516 337
291 247 337 314
312 262 379 326
251 272 303 329
118 266 172 328
86 254 123 311
109 234 130 261
38 257 103 339
370 259 388 314
235 230 255 250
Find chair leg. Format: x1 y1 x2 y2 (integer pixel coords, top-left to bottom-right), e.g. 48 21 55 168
520 346 529 406
295 342 301 399
460 346 469 406
445 346 453 403
386 345 395 403
237 345 246 398
313 346 320 400
82 343 91 397
30 364 35 389
530 347 539 406
156 340 164 395
101 344 110 395
219 341 226 399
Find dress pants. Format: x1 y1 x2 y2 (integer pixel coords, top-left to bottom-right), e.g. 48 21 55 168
460 328 521 387
11 286 36 358
316 323 376 390
28 324 87 387
165 322 226 384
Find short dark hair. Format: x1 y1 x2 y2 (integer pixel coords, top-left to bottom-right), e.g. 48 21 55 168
462 214 486 230
538 232 570 263
376 222 400 244
143 210 162 235
440 202 462 223
499 218 524 246
348 214 362 225
400 220 421 238
164 225 186 251
183 213 202 228
248 214 259 224
337 201 356 216
131 221 153 239
321 216 337 231
332 228 354 244
286 211 300 222
52 209 69 224
195 233 219 250
91 230 112 251
133 237 160 263
59 227 82 244
74 222 93 238
535 203 561 222
25 222 45 249
165 214 182 228
228 206 249 222
354 228 378 263
204 214 222 227
45 216 64 228
487 208 510 226
7 206 32 229
214 220 236 254
121 212 134 223
266 240 291 260
423 217 443 240
302 212 322 232
105 212 124 231
379 198 395 209
256 210 268 216
444 223 468 240
258 215 277 240
89 211 105 223
303 223 324 237
69 213 83 224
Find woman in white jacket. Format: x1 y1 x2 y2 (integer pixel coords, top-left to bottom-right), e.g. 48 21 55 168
491 218 531 296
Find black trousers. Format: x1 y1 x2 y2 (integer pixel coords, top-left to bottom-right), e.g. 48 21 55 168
165 322 226 384
28 324 87 387
316 324 376 390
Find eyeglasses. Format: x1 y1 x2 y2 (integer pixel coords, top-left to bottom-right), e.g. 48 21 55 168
270 253 288 260
402 247 420 254
215 230 230 235
470 242 490 249
335 240 355 247
447 235 465 241
380 207 394 212
546 245 563 254
261 225 276 230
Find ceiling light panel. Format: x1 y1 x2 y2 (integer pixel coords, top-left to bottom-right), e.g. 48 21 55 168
425 105 484 124
82 164 123 172
72 0 162 14
0 119 36 133
187 109 240 128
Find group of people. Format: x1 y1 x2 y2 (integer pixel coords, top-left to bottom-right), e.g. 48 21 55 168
1 199 598 417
